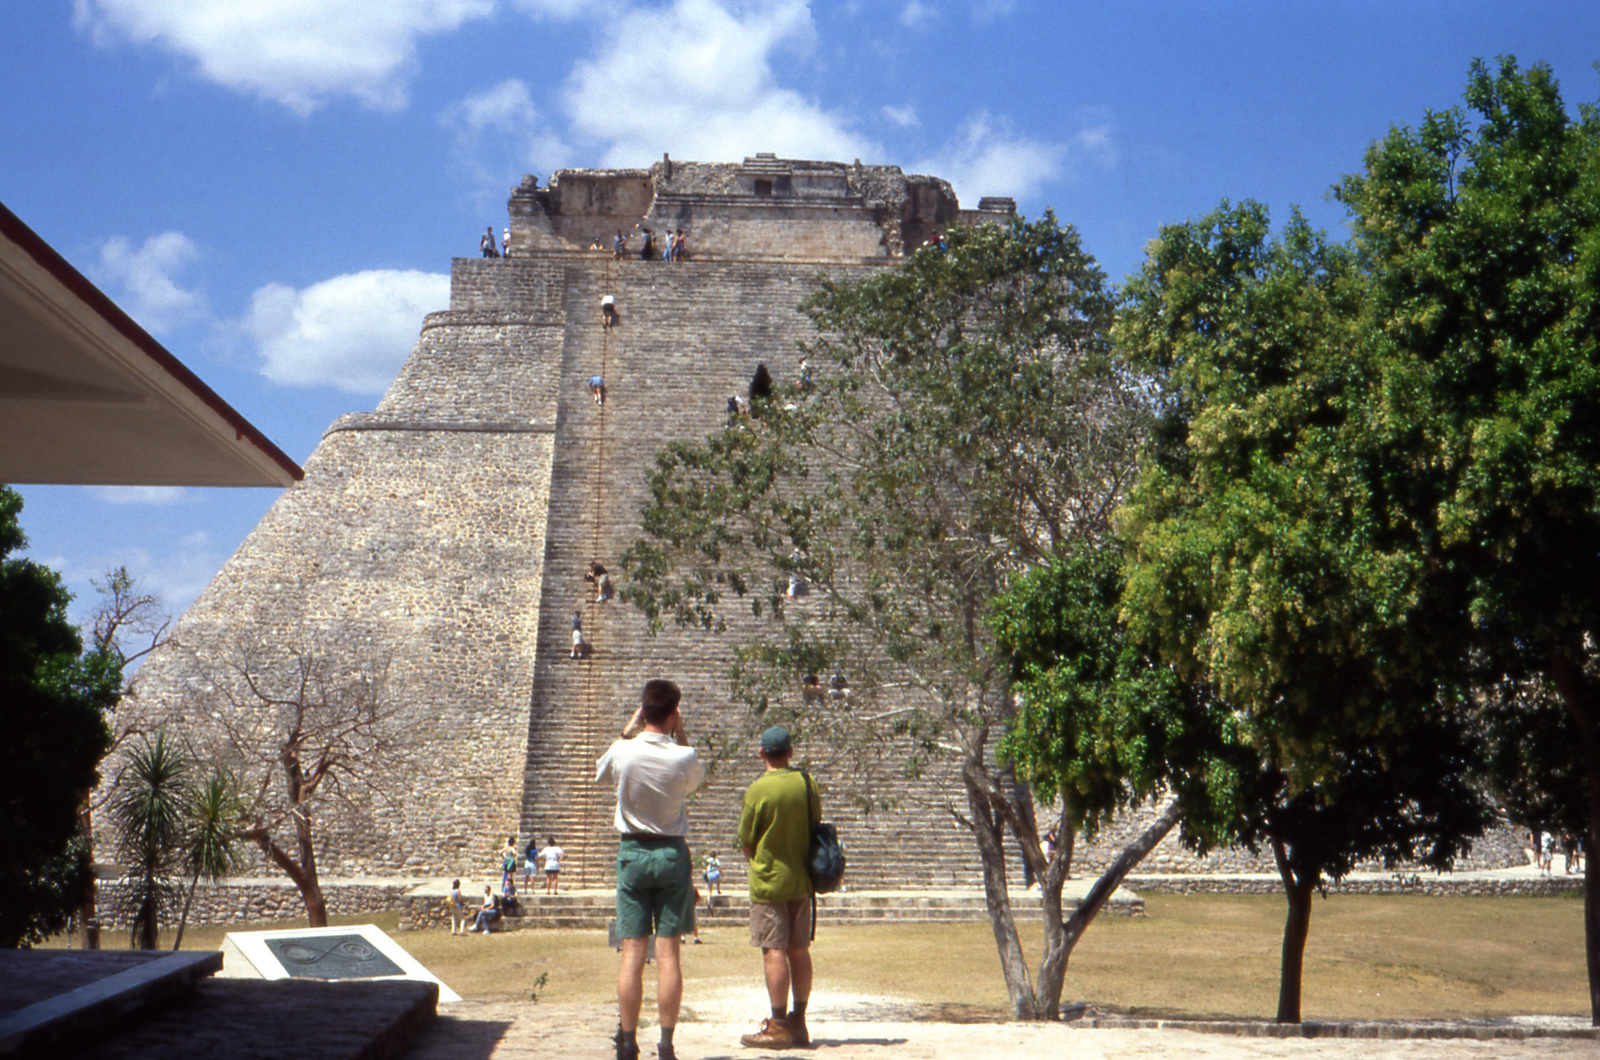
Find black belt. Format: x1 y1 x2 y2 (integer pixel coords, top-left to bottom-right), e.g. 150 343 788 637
620 832 685 843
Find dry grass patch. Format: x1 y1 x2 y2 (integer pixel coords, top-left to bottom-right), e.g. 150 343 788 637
49 894 1589 1022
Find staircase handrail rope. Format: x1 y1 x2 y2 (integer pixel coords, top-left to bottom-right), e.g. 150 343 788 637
574 255 618 886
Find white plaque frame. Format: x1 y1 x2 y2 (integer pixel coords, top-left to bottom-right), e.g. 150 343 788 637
220 924 461 1002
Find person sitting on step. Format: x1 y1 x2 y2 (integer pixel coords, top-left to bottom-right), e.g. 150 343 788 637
470 886 502 933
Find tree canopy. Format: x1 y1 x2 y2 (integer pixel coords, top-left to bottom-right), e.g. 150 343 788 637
625 215 1159 1018
1332 56 1600 1021
0 485 120 947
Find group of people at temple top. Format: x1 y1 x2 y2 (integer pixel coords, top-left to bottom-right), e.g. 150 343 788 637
479 226 510 257
601 224 687 261
597 678 822 1058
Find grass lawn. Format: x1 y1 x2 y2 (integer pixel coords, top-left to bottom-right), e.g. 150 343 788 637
57 893 1589 1022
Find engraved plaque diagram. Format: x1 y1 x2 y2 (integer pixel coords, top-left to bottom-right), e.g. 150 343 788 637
264 935 404 981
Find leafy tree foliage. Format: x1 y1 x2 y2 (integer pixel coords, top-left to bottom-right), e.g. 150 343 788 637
172 765 245 950
1115 202 1494 1021
0 486 120 947
1330 56 1600 1021
110 730 189 949
626 216 1157 1018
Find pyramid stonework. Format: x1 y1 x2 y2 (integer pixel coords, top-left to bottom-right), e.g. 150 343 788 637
119 158 1523 891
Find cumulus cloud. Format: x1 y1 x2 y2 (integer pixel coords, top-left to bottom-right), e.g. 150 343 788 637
244 270 449 393
970 0 1014 21
444 79 572 174
563 0 874 166
899 0 938 30
508 0 595 17
74 0 495 113
96 232 205 334
882 103 919 129
915 111 1113 205
85 486 193 505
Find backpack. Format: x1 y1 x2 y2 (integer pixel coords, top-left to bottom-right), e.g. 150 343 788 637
798 770 845 894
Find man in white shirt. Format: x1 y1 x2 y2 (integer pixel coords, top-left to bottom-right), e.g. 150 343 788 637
596 679 705 1060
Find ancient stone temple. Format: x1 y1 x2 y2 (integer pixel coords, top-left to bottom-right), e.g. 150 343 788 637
122 156 1027 892
117 155 1527 905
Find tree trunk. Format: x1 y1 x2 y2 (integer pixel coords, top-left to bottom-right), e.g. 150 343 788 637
1549 649 1600 1024
1038 796 1183 1017
133 878 160 950
172 872 200 951
250 828 330 928
76 802 99 950
1272 836 1314 1024
964 759 1038 1018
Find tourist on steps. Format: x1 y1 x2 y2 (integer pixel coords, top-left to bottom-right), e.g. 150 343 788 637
596 680 705 1060
537 836 564 895
470 885 501 933
590 375 607 405
480 226 499 258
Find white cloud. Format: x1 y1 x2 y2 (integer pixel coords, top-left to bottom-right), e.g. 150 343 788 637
444 79 572 173
244 270 449 393
914 111 1111 205
882 103 919 129
899 0 938 30
74 0 495 114
509 0 595 17
563 0 875 166
85 486 193 506
970 0 1014 21
96 231 205 334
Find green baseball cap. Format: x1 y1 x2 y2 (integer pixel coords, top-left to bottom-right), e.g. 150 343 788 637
760 726 793 755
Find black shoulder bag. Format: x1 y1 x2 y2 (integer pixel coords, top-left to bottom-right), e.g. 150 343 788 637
799 769 845 940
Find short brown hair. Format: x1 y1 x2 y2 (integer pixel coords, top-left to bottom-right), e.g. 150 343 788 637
640 679 681 724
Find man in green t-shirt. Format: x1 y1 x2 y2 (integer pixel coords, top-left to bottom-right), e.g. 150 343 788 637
736 726 822 1049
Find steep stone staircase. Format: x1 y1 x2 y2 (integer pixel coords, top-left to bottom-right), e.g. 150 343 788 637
514 256 985 893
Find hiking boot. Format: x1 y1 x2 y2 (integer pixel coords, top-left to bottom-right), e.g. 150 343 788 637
786 1013 809 1046
614 1027 640 1060
739 1017 796 1049
657 1044 676 1060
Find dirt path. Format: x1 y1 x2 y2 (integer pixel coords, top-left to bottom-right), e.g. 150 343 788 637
405 1000 1598 1060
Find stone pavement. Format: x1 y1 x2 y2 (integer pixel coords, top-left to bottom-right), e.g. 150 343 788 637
404 1002 1600 1060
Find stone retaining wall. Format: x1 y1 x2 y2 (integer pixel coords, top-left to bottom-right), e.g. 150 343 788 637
92 880 414 929
1126 874 1583 898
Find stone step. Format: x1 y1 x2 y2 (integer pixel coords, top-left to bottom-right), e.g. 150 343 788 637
402 886 1144 931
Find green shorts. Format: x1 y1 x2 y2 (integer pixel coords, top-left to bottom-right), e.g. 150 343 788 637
615 835 694 939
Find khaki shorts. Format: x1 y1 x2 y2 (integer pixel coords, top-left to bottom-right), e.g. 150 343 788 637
749 896 811 949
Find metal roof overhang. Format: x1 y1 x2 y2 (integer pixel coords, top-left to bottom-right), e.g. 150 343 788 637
0 202 302 487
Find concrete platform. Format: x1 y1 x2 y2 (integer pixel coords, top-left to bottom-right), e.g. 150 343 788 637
0 948 219 1057
0 949 438 1060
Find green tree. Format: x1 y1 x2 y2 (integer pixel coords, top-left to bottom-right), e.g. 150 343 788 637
0 485 120 947
1331 56 1600 1021
1114 202 1493 1022
110 730 190 949
625 216 1164 1019
171 765 245 950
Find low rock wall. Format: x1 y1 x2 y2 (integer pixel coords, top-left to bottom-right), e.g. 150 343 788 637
93 879 414 929
1127 874 1584 898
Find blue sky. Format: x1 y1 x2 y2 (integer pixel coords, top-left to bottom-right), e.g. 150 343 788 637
5 0 1599 625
